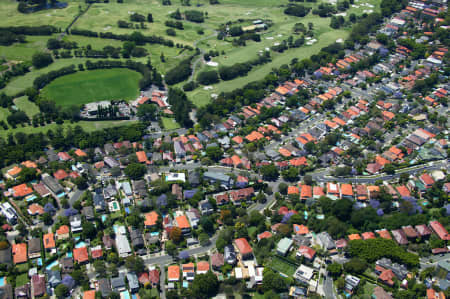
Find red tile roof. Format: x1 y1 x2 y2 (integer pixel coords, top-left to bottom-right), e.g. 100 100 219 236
83 290 96 299
12 184 33 198
168 265 180 281
297 246 316 260
235 238 252 255
12 243 27 264
197 261 210 272
176 215 190 229
43 233 55 249
361 232 376 240
54 169 69 180
429 221 450 240
145 211 159 227
257 231 273 241
73 247 89 263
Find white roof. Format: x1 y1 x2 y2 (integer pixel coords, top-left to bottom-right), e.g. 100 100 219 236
234 267 243 279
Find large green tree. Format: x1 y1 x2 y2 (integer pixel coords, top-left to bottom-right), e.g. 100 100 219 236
190 271 219 298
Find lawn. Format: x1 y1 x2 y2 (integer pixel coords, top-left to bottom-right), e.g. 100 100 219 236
15 273 29 287
41 68 142 107
0 119 137 138
0 107 10 123
162 117 180 130
0 35 54 61
268 256 298 276
14 96 39 118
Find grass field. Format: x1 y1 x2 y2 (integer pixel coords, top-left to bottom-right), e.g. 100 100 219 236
14 96 40 118
15 273 29 287
162 117 180 130
0 108 10 123
268 256 298 276
40 68 141 107
0 119 137 138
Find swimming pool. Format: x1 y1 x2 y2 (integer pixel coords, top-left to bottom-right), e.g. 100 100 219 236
0 277 6 287
75 241 87 248
46 260 59 270
120 291 131 299
101 215 107 222
66 252 72 258
182 281 189 288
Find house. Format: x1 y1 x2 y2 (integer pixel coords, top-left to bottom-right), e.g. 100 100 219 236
257 231 273 241
0 247 12 267
426 289 446 299
61 257 74 273
211 253 224 270
73 247 89 264
196 261 210 274
149 269 160 288
234 238 253 259
130 228 145 251
116 233 132 258
31 274 45 298
391 229 408 245
15 284 30 299
43 233 55 253
293 264 314 285
277 238 293 256
144 211 159 228
345 274 360 293
126 273 139 293
224 245 237 265
12 243 28 265
56 225 70 240
182 263 195 281
93 191 106 212
297 246 316 261
167 265 180 282
175 215 191 235
82 206 95 221
203 171 233 188
47 269 61 288
70 215 82 233
316 232 335 250
429 221 450 240
98 278 112 298
415 224 432 238
83 290 96 299
110 275 126 292
372 286 393 299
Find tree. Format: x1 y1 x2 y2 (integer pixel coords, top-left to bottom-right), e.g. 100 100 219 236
170 227 182 243
137 103 158 121
384 163 396 175
93 259 107 277
332 198 353 222
165 240 177 257
282 166 299 182
125 256 145 273
42 212 53 225
32 52 53 69
260 164 279 181
55 284 69 298
82 221 96 239
73 176 88 189
124 163 146 179
278 182 288 195
199 233 210 246
262 269 288 293
205 146 223 162
190 271 219 298
327 263 342 278
147 13 153 22
197 70 219 85
199 216 214 234
344 258 367 275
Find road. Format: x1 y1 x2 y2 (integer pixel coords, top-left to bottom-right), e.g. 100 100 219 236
187 31 218 83
420 253 450 269
324 273 337 299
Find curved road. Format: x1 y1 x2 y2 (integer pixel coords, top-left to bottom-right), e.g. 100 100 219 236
187 31 218 83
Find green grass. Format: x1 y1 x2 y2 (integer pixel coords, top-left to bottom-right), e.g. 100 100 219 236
0 119 137 138
15 273 29 287
0 107 10 122
162 117 180 130
41 68 141 107
14 96 39 118
268 256 298 276
0 35 54 61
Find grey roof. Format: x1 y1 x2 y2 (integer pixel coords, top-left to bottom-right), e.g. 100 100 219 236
98 278 111 297
110 275 125 291
203 171 232 184
42 174 63 195
82 206 95 220
126 273 139 291
28 238 41 254
0 247 12 266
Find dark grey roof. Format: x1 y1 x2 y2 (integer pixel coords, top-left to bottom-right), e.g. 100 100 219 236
42 175 63 195
110 275 125 291
0 247 12 266
98 278 111 297
28 238 41 254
